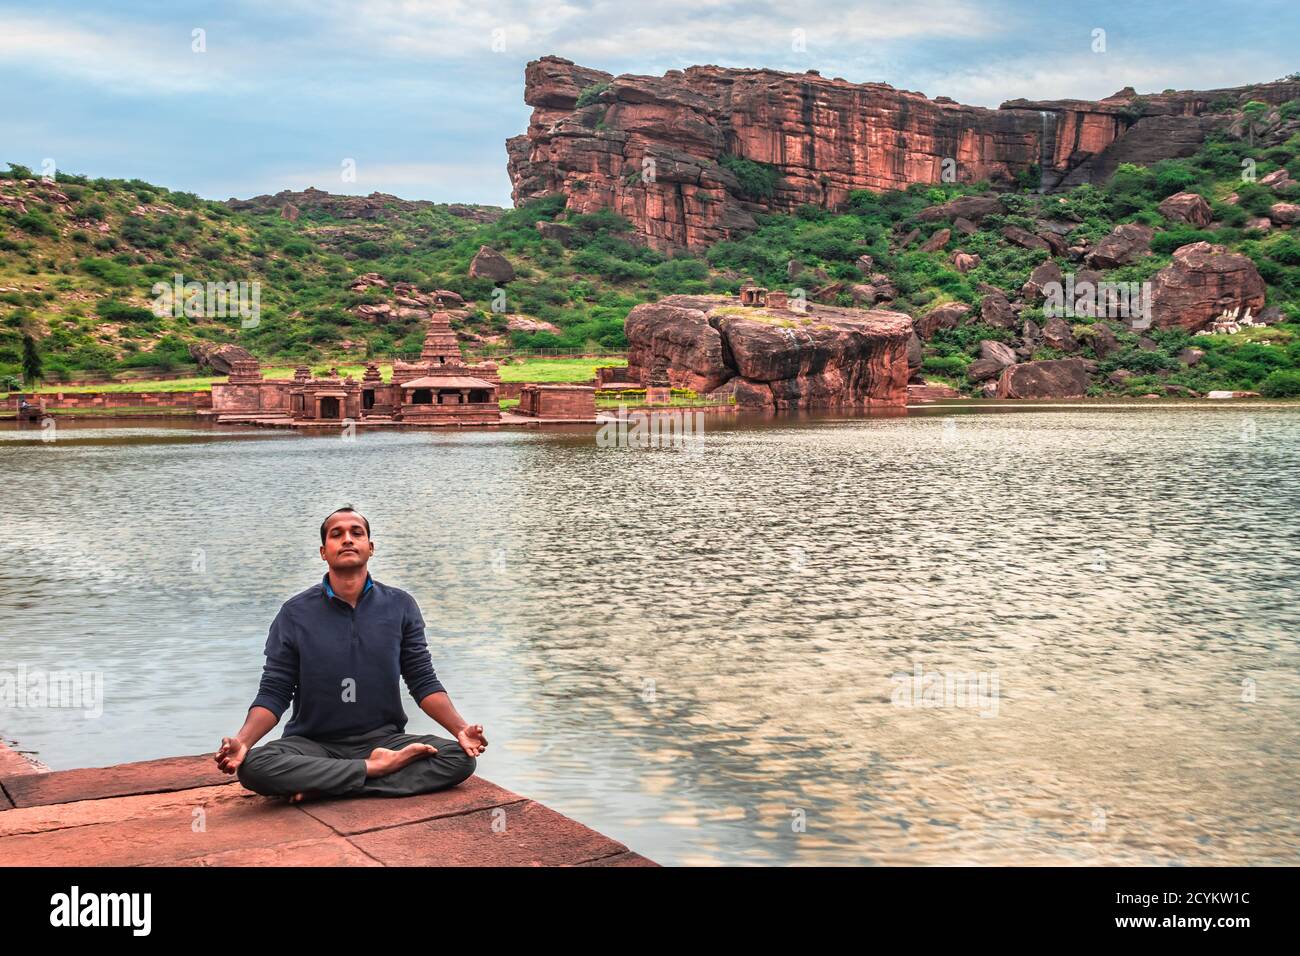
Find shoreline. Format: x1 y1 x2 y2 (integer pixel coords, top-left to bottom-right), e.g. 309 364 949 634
4 395 1299 426
0 737 655 867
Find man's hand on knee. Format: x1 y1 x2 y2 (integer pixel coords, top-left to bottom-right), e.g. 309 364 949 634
455 724 488 758
215 736 249 774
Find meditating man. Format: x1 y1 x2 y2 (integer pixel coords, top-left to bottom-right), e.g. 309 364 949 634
214 506 487 801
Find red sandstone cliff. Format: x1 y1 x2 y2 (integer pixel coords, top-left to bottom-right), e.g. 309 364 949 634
508 57 1300 250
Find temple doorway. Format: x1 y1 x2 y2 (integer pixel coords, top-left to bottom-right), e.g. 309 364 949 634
319 396 341 419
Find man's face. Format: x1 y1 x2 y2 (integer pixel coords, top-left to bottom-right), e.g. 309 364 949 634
319 512 374 570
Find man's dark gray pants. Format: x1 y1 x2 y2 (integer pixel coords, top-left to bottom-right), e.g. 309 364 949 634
237 724 476 798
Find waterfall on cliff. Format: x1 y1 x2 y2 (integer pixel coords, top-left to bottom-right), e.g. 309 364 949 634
1038 110 1057 192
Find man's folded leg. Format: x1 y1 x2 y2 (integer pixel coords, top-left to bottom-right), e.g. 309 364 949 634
236 735 367 798
353 730 477 797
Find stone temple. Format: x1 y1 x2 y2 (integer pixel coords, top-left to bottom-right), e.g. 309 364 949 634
211 301 502 427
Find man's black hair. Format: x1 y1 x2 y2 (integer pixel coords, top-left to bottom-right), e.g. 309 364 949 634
320 506 371 544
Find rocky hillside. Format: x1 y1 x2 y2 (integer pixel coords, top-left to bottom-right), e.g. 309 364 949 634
3 62 1299 400
508 55 1300 251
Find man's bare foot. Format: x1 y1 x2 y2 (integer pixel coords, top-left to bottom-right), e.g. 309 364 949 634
364 743 437 779
288 790 321 804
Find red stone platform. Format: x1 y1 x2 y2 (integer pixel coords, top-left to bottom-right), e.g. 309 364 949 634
0 749 655 867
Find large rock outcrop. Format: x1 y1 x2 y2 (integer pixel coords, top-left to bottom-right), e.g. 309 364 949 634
996 358 1091 399
1149 242 1268 331
189 342 255 375
625 294 911 409
468 245 516 282
508 57 1300 250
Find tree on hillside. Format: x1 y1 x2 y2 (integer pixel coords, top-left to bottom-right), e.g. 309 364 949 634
21 334 42 385
1241 100 1271 147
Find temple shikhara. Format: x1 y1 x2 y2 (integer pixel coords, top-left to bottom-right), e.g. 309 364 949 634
211 300 505 427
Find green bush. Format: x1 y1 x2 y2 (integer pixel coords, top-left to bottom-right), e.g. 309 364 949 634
1152 161 1200 196
922 354 969 374
574 82 610 108
78 257 135 286
719 154 781 200
96 299 157 323
1259 369 1300 397
1152 228 1216 254
17 210 57 237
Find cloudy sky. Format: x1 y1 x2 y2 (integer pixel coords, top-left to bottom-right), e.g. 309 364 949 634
3 0 1296 206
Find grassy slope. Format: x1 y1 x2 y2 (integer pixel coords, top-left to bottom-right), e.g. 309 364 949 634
2 93 1299 398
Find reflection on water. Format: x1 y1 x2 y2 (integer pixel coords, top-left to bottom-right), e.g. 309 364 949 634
1 409 1297 865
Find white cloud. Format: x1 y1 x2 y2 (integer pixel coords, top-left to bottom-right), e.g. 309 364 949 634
277 0 1003 63
919 51 1299 108
0 14 244 95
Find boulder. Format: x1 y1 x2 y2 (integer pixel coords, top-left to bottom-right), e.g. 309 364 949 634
1177 347 1205 366
1268 202 1300 225
1042 316 1079 352
1259 168 1294 190
996 358 1091 399
864 273 898 302
189 342 255 375
920 228 951 253
506 315 563 335
1022 259 1063 301
354 303 394 323
1086 223 1154 269
966 358 1005 383
952 217 977 235
1206 389 1261 399
979 339 1017 368
1088 322 1120 360
789 260 831 284
915 302 971 339
916 194 1005 224
854 254 875 275
811 281 848 303
469 245 515 282
625 294 912 409
1149 242 1267 331
1001 225 1051 252
850 284 879 306
980 291 1016 329
1037 231 1068 257
535 221 575 246
1158 192 1213 227
350 272 388 290
951 251 980 274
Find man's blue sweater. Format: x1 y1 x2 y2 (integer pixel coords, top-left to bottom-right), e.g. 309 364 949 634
250 573 446 739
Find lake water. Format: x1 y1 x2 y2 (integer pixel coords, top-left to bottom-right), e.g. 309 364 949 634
1 406 1297 865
